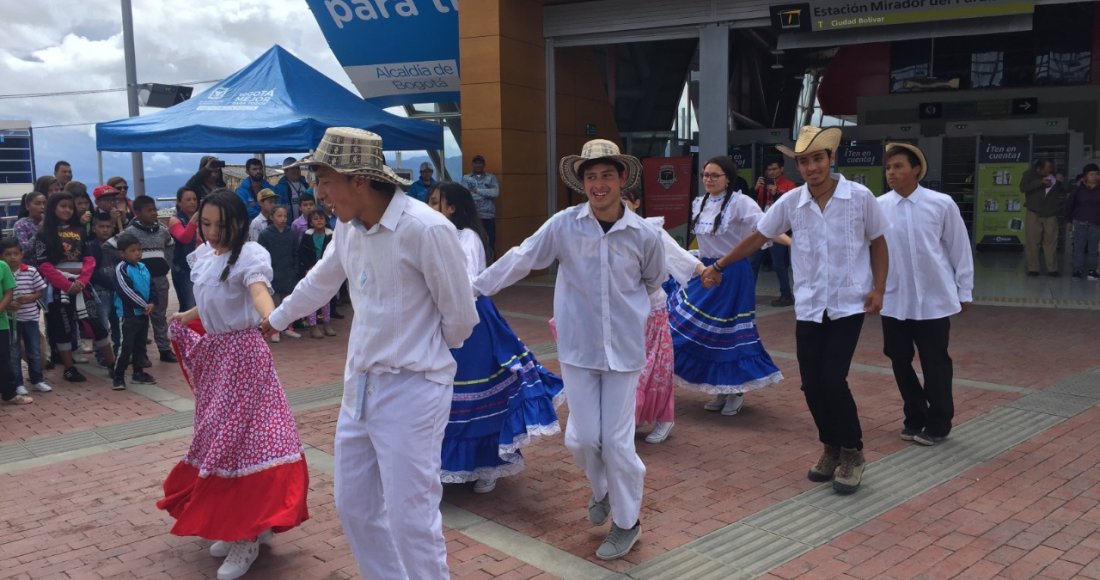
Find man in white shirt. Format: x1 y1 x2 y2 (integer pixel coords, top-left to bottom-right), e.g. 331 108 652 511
879 143 973 447
473 139 665 560
262 128 478 580
701 126 889 495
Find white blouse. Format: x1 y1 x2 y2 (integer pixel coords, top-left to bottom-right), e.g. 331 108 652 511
646 216 702 310
457 227 487 280
189 241 273 335
692 192 765 260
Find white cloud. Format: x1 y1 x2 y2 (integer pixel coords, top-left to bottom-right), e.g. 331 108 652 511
0 0 355 193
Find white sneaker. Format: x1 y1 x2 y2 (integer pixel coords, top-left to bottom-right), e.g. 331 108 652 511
703 394 728 411
721 393 745 416
15 385 28 396
282 329 302 339
473 477 497 494
216 540 259 580
80 343 93 353
645 422 674 444
210 529 272 558
73 355 90 364
32 382 52 393
269 333 280 343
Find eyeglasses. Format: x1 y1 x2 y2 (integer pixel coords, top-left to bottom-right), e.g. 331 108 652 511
116 185 129 190
701 173 726 180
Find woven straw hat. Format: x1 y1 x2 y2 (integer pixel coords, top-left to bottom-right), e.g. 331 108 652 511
559 139 642 193
287 127 411 187
776 126 843 159
885 142 928 181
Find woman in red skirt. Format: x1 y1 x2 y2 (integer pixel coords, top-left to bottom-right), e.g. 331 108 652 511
161 190 309 580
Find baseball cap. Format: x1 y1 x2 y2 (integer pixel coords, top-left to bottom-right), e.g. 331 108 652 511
93 185 120 200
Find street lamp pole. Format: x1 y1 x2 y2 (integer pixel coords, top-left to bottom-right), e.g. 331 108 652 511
120 0 145 196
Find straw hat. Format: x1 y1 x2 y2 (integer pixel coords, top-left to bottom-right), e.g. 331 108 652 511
559 139 642 193
885 142 928 181
287 127 411 187
776 126 843 159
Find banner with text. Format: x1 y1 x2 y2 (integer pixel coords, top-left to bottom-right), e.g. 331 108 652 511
975 137 1029 247
773 0 1032 33
643 157 694 247
837 140 884 196
305 0 460 107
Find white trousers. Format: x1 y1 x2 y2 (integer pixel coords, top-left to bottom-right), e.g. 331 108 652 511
560 363 646 528
334 370 452 580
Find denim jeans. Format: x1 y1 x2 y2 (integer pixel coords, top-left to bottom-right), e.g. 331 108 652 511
10 318 44 386
91 285 120 351
749 243 793 298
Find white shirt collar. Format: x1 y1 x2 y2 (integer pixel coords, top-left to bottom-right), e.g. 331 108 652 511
351 191 409 233
797 173 853 209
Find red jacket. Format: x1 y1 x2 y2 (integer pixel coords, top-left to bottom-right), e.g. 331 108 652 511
755 175 797 209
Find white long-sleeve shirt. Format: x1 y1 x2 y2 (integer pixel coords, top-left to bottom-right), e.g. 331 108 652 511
878 186 974 320
756 174 889 323
268 192 479 392
473 203 666 372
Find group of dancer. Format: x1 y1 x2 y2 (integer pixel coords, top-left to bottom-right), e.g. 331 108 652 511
156 124 972 579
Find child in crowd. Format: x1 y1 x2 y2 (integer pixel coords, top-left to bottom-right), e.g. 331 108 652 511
160 191 308 580
122 196 176 364
91 214 122 356
33 192 116 382
14 192 47 257
258 205 300 342
296 210 334 339
0 256 23 405
112 233 156 390
248 189 278 242
1 238 50 396
290 193 316 243
68 185 95 237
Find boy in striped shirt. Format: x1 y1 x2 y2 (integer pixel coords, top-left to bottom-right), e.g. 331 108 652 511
1 238 50 396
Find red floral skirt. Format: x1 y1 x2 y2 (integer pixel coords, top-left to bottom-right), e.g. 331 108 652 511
157 321 309 541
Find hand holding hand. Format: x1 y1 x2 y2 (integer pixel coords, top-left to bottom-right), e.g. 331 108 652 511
700 265 723 289
169 311 187 323
259 318 274 335
67 281 84 295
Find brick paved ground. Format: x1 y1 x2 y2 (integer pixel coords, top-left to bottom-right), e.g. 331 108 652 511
1 282 1099 579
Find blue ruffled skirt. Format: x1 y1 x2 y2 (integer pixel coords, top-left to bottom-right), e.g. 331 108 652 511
441 296 564 483
665 258 783 394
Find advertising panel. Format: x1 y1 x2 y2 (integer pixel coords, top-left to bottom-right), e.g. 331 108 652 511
643 157 694 247
837 140 884 196
974 137 1029 247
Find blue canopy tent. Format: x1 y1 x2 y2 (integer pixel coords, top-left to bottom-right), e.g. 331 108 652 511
95 45 442 153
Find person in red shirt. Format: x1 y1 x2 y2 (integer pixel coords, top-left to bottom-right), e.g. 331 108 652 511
751 159 797 306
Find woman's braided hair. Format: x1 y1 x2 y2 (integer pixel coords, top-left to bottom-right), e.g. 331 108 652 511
693 156 740 234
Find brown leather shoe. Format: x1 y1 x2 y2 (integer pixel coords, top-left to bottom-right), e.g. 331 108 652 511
808 444 841 482
832 447 866 494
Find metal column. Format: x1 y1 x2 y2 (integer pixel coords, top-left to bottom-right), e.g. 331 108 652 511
545 37 558 220
697 23 730 175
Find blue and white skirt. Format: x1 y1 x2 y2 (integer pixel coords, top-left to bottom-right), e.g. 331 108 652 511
440 296 564 483
665 258 784 394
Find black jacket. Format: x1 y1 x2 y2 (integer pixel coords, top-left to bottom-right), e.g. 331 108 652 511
297 228 333 279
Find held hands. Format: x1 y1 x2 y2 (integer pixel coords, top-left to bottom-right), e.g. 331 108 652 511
67 280 84 295
259 317 274 335
169 311 186 323
864 288 884 315
700 265 723 289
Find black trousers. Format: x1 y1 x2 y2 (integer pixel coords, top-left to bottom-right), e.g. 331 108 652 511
796 313 865 450
0 328 13 401
881 316 954 437
114 315 149 379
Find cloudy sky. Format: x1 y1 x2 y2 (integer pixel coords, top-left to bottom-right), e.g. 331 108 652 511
0 0 392 196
